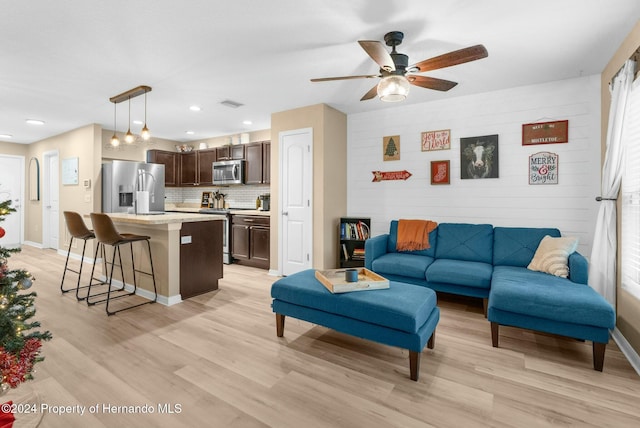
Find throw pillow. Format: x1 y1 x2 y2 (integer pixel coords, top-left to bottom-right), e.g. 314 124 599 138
527 235 578 278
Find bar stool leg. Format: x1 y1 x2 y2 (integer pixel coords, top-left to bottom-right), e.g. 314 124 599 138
146 239 158 302
60 235 75 293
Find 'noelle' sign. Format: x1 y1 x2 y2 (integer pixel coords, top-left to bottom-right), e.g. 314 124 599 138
529 151 558 185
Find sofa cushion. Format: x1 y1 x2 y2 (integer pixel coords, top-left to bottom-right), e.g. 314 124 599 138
426 259 493 289
493 227 561 267
427 259 493 288
527 235 578 278
371 252 434 279
387 220 438 257
271 269 438 333
434 223 494 264
490 266 615 329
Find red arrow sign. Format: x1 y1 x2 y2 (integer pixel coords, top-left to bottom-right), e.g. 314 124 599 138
371 170 412 182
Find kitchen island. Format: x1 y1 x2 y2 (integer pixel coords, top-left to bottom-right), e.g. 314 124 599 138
100 212 226 304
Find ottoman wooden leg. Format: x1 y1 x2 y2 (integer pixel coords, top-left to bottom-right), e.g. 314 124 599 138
409 351 420 381
276 313 285 337
427 330 436 349
491 322 499 347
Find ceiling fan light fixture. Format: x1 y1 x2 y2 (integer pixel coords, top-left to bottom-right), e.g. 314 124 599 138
377 75 410 102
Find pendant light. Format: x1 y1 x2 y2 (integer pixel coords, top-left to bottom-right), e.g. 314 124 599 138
140 91 150 140
124 96 135 144
109 85 152 145
110 102 120 147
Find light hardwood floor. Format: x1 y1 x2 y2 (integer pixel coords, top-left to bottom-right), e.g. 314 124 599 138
5 245 640 427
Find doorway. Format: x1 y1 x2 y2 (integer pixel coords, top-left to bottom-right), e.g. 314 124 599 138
42 150 59 250
279 128 313 276
0 155 25 248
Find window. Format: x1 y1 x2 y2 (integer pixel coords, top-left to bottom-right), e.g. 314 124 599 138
621 78 640 300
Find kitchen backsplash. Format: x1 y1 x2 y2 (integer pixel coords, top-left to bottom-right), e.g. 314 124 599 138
166 185 270 209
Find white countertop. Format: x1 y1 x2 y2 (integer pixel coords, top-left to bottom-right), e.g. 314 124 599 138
106 212 226 225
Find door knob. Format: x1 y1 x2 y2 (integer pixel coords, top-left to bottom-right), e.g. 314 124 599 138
282 211 288 216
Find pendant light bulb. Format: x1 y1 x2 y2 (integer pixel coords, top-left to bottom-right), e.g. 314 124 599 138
125 97 135 143
110 102 120 146
141 91 151 140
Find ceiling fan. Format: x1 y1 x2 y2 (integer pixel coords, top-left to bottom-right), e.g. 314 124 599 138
310 31 488 102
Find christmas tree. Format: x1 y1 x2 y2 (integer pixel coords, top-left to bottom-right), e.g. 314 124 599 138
0 199 51 393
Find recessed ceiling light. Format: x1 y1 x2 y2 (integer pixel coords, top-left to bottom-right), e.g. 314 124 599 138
26 119 45 125
189 105 201 112
0 134 12 139
186 131 195 135
243 120 252 125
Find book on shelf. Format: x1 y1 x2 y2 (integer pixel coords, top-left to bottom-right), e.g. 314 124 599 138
341 221 370 240
342 243 349 260
351 248 365 260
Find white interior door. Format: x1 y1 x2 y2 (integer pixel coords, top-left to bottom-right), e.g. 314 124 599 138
0 155 24 248
43 151 59 250
279 128 313 276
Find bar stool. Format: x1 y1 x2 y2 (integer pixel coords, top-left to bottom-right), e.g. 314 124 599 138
87 213 158 315
60 211 104 301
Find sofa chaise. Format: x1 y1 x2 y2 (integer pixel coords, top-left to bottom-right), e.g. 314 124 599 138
365 220 616 370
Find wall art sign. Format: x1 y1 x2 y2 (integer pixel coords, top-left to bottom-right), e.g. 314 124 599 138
371 170 412 182
522 120 568 145
421 129 451 151
430 160 450 185
529 151 558 185
383 135 400 161
460 134 499 179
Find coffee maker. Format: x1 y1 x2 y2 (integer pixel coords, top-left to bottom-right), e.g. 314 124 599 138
258 193 270 211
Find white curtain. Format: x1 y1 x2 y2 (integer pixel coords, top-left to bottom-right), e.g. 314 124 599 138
589 59 636 307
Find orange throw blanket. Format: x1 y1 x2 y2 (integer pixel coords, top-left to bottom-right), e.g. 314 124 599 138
396 219 438 251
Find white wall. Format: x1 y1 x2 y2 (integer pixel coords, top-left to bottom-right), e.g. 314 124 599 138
347 75 601 256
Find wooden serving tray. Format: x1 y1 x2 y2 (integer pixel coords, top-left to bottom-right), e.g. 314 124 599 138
315 268 389 294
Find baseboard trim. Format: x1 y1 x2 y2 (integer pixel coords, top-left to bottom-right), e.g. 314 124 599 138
97 276 181 307
23 241 43 249
268 269 280 277
612 327 640 376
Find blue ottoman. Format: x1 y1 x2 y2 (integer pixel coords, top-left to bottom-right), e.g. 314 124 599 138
271 269 440 381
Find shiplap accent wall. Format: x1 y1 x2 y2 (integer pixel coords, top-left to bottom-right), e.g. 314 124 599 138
347 75 601 256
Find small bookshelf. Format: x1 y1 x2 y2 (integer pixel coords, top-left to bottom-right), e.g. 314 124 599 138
339 217 370 268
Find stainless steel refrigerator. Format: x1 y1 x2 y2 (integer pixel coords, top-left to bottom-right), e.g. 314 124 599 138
102 160 165 214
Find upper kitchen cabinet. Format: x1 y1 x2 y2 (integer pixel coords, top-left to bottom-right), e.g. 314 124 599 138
216 145 245 161
197 149 217 185
181 149 218 186
245 141 271 185
180 151 198 185
147 149 179 187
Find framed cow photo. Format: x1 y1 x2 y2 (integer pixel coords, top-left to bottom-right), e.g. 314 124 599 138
460 134 499 179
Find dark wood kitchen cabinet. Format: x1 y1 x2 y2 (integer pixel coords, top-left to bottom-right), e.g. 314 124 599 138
147 149 179 187
245 141 271 184
180 220 223 298
197 149 217 185
180 151 198 185
177 149 218 186
216 144 245 161
231 214 270 269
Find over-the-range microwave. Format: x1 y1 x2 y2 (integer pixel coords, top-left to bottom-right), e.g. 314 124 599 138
212 159 245 185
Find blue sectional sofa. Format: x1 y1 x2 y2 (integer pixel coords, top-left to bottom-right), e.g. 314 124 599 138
365 221 616 371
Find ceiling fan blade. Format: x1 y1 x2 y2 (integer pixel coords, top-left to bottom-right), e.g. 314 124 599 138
410 44 488 72
407 75 458 91
360 84 379 101
310 74 379 82
358 40 396 72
